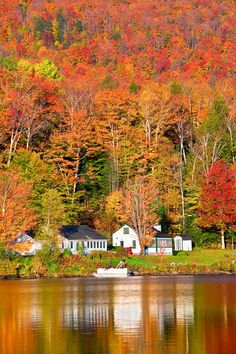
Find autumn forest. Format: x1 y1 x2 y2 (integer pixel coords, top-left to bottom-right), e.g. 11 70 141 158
0 0 235 247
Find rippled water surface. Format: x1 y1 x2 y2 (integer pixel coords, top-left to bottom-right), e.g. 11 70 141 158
0 276 236 354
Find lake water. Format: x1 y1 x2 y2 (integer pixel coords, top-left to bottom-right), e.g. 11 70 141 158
0 276 236 354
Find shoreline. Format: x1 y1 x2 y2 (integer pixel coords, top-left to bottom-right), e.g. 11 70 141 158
1 270 236 280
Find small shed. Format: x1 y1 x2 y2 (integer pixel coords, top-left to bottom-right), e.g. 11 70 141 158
174 234 192 251
148 231 173 255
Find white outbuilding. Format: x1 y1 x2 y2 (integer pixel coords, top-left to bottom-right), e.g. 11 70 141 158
174 234 192 251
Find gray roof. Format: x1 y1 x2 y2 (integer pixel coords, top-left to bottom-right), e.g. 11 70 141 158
154 231 173 239
180 233 192 240
60 225 107 241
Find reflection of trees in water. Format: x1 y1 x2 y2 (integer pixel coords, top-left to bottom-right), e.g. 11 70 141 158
2 278 236 354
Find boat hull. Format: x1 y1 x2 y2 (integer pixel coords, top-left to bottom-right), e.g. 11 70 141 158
94 268 129 277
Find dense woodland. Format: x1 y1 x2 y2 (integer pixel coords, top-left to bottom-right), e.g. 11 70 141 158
0 0 235 248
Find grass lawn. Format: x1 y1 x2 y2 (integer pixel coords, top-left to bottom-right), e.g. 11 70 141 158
125 249 236 268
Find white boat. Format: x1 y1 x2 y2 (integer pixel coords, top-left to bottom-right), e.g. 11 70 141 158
94 268 129 278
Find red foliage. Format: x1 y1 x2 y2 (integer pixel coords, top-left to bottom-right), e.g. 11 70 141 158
198 160 236 234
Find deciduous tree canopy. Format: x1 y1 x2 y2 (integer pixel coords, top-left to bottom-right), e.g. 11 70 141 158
0 0 235 246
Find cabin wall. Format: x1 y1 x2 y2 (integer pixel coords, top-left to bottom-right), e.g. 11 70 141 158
148 246 173 255
112 225 141 254
182 240 192 251
62 240 107 254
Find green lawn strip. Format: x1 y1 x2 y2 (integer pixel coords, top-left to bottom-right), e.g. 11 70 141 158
99 250 236 268
161 250 236 266
126 257 157 267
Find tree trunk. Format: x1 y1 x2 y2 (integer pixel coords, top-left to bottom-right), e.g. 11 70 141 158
221 228 225 250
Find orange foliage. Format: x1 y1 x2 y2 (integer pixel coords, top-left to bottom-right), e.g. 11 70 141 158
0 170 37 243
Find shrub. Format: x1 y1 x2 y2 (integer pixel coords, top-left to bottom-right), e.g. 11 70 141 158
89 250 108 259
63 249 72 257
36 242 61 272
0 259 19 276
18 256 33 276
0 242 7 260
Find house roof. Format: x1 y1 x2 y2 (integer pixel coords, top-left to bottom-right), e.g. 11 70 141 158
180 233 192 240
60 225 107 241
112 224 135 234
154 231 173 239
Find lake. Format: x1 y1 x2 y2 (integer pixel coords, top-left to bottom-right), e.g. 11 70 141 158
0 276 236 354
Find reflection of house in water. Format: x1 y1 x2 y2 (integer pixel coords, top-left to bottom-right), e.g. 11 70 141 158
113 283 142 333
62 303 109 329
175 282 194 324
148 281 194 334
29 304 42 325
61 286 109 330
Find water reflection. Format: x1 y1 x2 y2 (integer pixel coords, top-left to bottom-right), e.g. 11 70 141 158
114 283 142 333
0 276 236 353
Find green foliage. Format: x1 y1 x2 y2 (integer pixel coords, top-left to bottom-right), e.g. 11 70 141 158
100 75 117 90
111 31 121 41
129 80 138 94
63 190 85 223
63 249 72 257
36 242 61 272
0 56 17 71
82 153 111 206
199 97 229 134
170 81 182 94
163 32 172 46
75 19 84 33
193 232 219 248
35 59 61 80
76 242 85 255
10 150 52 210
18 256 33 277
33 15 52 34
39 189 67 237
52 11 66 46
156 204 171 233
0 242 7 260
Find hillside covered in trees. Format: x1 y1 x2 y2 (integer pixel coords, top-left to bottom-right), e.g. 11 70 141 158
0 0 235 247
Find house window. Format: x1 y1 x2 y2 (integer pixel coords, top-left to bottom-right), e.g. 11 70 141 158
158 240 172 248
120 241 124 247
97 241 99 248
100 241 102 248
94 241 96 248
62 242 64 250
123 227 129 234
132 240 136 248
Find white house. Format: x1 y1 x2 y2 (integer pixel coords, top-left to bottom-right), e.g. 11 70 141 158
174 234 192 251
60 225 108 254
147 231 173 255
10 233 42 255
112 225 141 254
